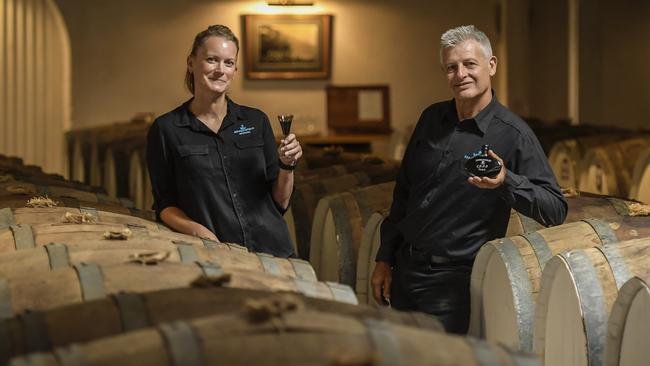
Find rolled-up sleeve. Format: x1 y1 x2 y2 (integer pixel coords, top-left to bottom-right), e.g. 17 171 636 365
146 121 178 220
500 132 568 227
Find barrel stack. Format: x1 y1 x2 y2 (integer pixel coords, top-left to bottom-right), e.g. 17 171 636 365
0 148 543 366
17 114 650 366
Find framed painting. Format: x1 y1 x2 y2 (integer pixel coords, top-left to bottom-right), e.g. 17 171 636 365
242 14 332 79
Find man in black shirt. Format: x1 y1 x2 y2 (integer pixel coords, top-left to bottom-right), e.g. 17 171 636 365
371 25 567 333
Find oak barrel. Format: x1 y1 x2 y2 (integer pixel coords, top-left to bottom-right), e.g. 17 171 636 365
605 273 650 366
8 305 540 366
0 287 441 362
0 196 155 221
309 182 395 288
0 207 160 232
533 239 650 366
289 170 396 259
469 212 650 351
0 261 356 320
0 182 120 205
505 191 650 236
0 234 317 282
578 138 650 197
0 171 105 194
548 135 635 189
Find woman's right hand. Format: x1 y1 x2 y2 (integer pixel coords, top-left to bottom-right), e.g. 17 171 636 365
160 206 219 242
193 224 219 242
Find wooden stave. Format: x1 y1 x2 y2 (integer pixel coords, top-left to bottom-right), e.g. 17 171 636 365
469 214 650 351
0 207 160 233
0 196 155 222
0 222 315 282
7 307 540 366
0 182 120 206
0 156 25 166
0 171 106 194
0 287 442 362
143 165 153 212
103 148 117 199
355 210 388 305
0 261 356 320
605 274 650 366
70 138 86 184
628 147 650 204
309 182 395 288
533 239 650 366
128 150 145 210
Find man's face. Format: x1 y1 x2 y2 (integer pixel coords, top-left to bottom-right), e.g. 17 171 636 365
442 39 496 101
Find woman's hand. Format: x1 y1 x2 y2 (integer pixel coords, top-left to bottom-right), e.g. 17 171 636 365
193 224 219 242
160 206 219 242
278 133 302 166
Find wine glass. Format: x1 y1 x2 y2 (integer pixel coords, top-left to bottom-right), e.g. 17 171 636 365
277 114 293 137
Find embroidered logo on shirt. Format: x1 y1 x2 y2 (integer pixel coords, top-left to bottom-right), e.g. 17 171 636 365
464 149 483 160
233 124 255 135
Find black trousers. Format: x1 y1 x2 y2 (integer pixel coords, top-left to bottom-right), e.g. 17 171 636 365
390 244 473 334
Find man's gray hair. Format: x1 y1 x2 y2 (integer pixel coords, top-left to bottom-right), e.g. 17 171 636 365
440 25 492 66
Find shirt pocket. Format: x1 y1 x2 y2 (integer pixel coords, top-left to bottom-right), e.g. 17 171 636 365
177 144 215 178
234 137 266 178
408 139 443 183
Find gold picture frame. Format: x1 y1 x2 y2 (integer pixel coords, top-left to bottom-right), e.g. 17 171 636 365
242 14 332 79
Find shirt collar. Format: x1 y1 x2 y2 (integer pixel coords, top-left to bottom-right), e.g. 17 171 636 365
174 97 244 132
445 90 498 136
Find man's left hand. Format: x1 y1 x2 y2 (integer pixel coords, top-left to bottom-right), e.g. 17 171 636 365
279 133 303 166
467 149 505 189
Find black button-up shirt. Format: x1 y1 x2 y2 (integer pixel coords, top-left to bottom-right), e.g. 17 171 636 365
377 94 567 263
146 98 294 257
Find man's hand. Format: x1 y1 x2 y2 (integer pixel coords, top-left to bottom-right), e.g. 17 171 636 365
467 149 506 189
371 261 392 306
278 133 303 166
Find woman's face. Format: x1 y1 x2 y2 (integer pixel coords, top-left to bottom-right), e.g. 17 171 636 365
188 36 238 96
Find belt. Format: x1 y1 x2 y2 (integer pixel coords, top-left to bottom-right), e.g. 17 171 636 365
406 244 473 266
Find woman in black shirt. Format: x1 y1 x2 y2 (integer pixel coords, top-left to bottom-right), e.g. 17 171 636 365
146 25 301 257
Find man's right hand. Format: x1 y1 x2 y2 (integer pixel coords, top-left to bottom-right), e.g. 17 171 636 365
371 261 392 306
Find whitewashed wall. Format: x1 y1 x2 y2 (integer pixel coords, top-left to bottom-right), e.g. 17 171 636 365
0 0 70 175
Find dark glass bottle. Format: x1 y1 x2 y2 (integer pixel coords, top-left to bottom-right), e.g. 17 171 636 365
464 144 502 178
